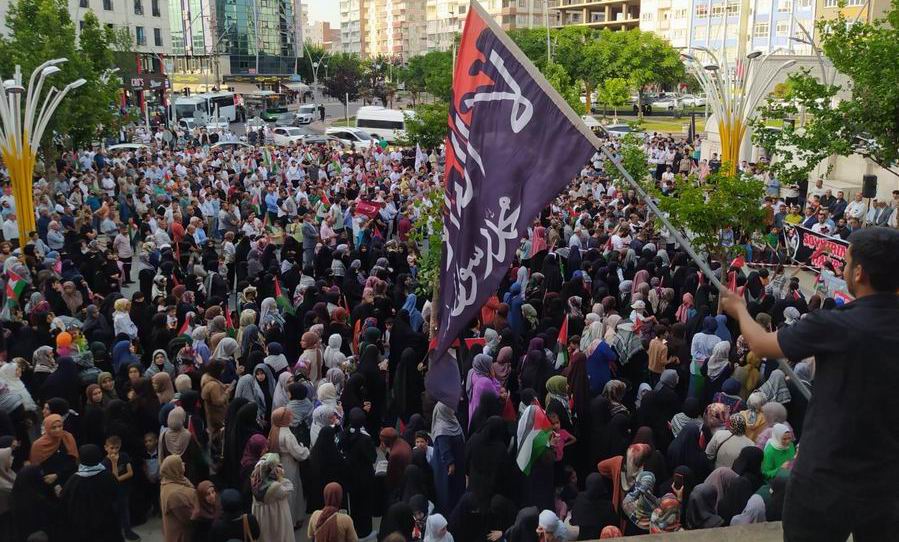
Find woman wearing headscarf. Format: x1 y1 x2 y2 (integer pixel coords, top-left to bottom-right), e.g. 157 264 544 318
160 455 198 542
357 344 386 437
597 442 651 531
250 453 295 542
30 414 79 483
424 513 453 542
465 416 510 513
684 483 724 529
622 469 660 535
323 334 348 371
392 346 424 424
703 340 733 403
762 423 796 480
754 401 791 449
160 406 208 484
536 509 572 541
241 435 270 491
269 407 309 529
739 391 769 443
297 331 325 384
430 402 465 516
221 399 257 488
59 444 120 542
689 317 720 399
730 494 766 525
31 345 57 392
467 353 502 428
731 446 765 494
234 368 269 428
569 472 617 539
152 371 176 405
309 425 345 512
191 480 220 541
210 337 239 384
378 501 414 542
758 369 791 405
308 482 357 542
705 413 755 470
200 360 231 453
338 408 376 538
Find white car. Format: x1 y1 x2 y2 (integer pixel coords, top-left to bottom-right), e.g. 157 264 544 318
211 141 252 150
245 116 266 130
107 143 148 152
295 104 319 125
206 116 230 131
680 94 706 107
325 127 374 148
178 118 198 131
602 124 646 139
272 127 311 146
652 95 681 110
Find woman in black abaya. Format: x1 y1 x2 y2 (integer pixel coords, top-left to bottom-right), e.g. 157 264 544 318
339 408 377 538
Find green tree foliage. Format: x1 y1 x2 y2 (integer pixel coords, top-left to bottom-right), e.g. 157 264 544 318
543 62 584 115
418 51 453 103
598 77 630 121
653 166 766 258
399 101 449 150
0 0 126 150
604 133 651 187
409 183 445 298
322 52 363 105
753 0 899 180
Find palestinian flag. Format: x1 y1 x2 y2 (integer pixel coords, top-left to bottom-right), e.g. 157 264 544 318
224 307 237 338
275 278 295 316
555 315 569 369
5 270 26 303
516 404 553 475
177 313 193 339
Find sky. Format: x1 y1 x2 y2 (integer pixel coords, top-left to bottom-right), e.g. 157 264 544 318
307 0 340 26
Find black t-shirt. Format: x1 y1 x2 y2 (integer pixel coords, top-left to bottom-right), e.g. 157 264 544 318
777 293 899 499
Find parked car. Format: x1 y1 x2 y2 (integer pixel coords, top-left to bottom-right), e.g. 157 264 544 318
245 116 266 130
210 141 252 150
272 126 313 146
177 118 198 131
295 104 319 124
680 94 707 107
302 134 342 146
652 95 680 110
325 127 374 148
275 112 298 127
261 106 288 122
107 143 148 152
205 116 230 131
602 124 646 139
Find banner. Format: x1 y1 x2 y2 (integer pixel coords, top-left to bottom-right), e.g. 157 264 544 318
354 200 382 219
428 0 598 407
785 224 849 274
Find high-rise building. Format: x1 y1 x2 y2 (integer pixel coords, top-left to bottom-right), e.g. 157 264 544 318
815 0 890 35
549 0 640 30
639 0 692 47
307 21 342 52
424 0 559 53
684 0 814 59
340 0 428 59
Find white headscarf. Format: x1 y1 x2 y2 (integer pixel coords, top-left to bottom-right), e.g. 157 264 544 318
767 423 792 451
424 513 454 542
323 334 347 369
706 341 731 380
0 363 37 412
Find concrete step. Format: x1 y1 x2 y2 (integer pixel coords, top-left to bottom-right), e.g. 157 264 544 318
598 521 783 541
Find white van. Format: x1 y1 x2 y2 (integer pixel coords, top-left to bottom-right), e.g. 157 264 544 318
355 106 414 143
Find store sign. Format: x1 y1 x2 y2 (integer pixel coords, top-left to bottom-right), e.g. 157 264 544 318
130 78 145 89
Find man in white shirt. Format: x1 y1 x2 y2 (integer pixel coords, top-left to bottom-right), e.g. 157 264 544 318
2 213 18 247
845 192 867 221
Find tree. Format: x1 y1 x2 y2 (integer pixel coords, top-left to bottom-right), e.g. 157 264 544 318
299 41 326 83
423 52 453 103
0 0 126 150
409 183 445 297
322 52 363 105
399 101 449 150
543 62 583 115
604 133 651 187
752 0 899 179
598 77 630 122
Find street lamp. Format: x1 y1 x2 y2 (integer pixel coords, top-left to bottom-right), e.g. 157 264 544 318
682 46 795 174
0 60 84 241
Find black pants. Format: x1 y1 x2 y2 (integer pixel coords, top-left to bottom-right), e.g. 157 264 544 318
783 473 899 542
119 256 132 284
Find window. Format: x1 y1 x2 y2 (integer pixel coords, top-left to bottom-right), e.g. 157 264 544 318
797 0 812 6
674 8 688 18
753 22 769 37
726 1 740 15
672 28 686 39
80 0 88 7
103 0 112 10
777 0 792 12
695 4 709 18
136 26 146 45
134 0 143 15
154 27 162 46
776 21 790 35
79 20 85 31
824 0 837 6
642 11 654 21
152 0 160 16
846 0 864 5
711 3 724 16
694 25 707 39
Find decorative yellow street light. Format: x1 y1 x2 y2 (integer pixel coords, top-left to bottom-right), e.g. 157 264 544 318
682 47 795 175
0 59 85 242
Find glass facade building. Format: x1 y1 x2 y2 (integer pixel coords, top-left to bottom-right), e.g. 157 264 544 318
216 0 298 74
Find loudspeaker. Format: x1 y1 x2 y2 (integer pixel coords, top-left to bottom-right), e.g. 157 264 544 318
862 175 878 198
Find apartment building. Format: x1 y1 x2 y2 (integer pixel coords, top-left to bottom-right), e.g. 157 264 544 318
549 0 641 31
425 0 559 52
307 21 342 52
341 0 428 59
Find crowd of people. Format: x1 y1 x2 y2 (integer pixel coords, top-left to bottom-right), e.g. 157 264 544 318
0 125 895 542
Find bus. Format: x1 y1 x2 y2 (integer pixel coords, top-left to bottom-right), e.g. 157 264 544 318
170 92 240 123
242 91 288 121
355 106 414 143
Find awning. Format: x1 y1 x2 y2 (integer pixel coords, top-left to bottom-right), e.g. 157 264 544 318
229 82 260 95
282 82 310 92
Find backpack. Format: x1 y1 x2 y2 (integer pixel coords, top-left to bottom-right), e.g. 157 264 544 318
291 419 311 448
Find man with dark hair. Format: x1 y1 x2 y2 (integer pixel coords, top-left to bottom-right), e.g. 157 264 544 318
721 227 899 542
